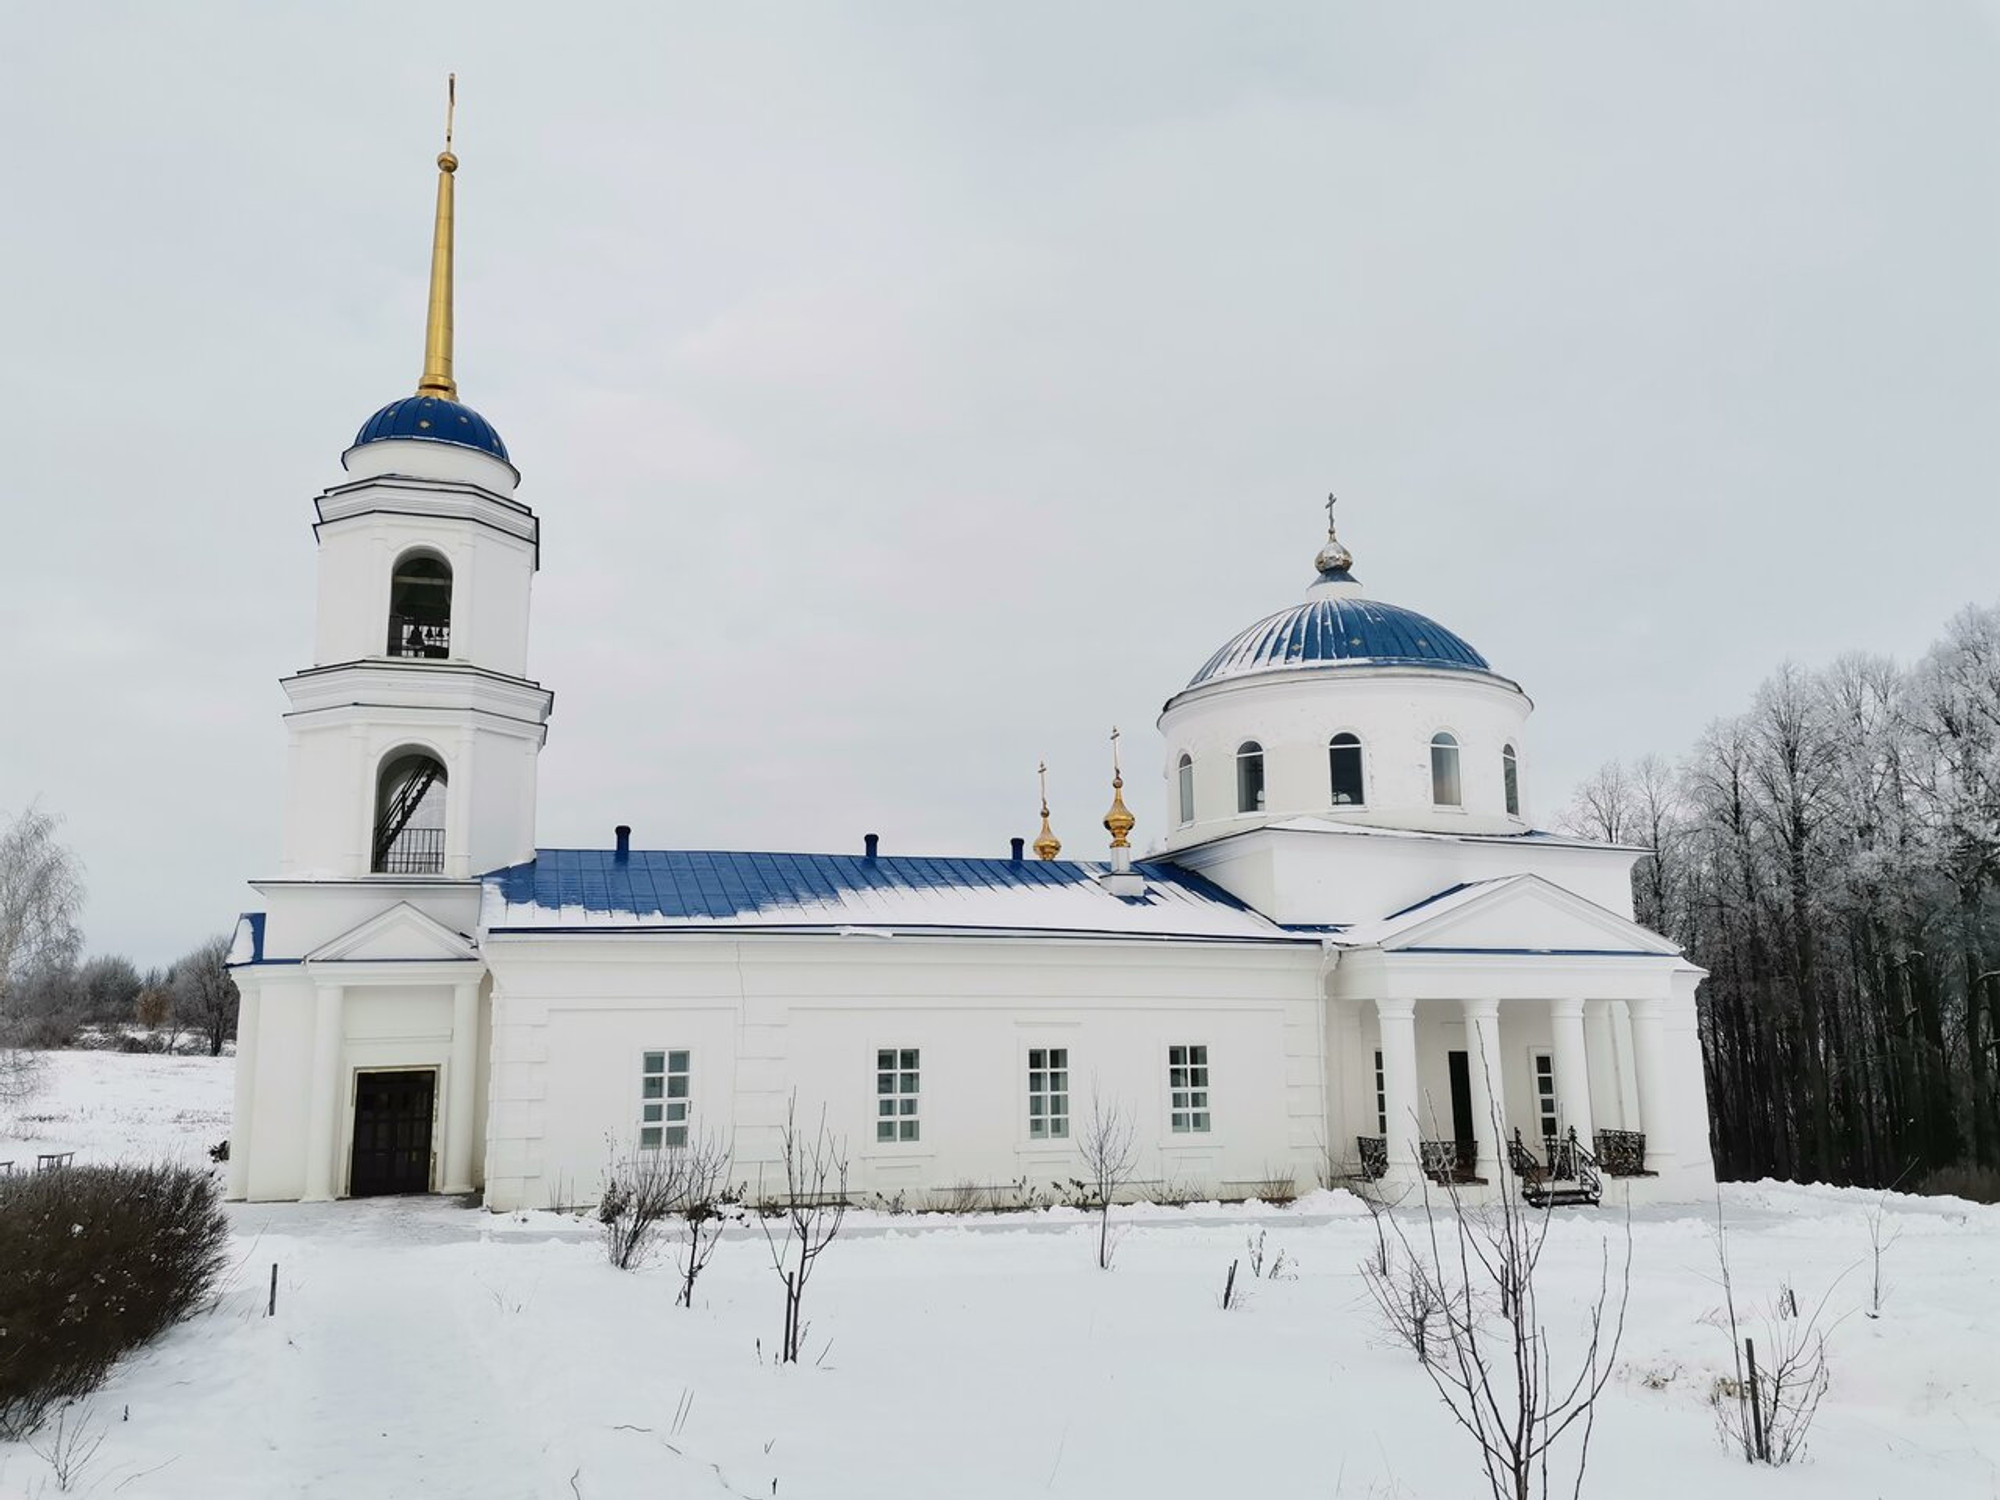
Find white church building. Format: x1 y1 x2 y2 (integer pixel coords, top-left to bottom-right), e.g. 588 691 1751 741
226 123 1716 1213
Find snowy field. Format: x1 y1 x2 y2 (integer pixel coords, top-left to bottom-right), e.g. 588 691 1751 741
2 1051 1996 1499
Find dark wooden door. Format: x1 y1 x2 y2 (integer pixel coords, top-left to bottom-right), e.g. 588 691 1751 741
1447 1051 1475 1145
349 1070 435 1197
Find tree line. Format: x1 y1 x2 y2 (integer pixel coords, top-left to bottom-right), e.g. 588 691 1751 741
0 805 237 1065
1562 603 2000 1189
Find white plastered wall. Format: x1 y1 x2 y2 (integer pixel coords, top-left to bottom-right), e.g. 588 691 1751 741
479 935 1329 1212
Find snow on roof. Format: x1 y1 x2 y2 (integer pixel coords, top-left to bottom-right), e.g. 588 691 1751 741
1167 816 1649 855
480 849 1311 943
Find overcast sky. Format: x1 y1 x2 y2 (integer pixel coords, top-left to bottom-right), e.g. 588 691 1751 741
3 4 1997 965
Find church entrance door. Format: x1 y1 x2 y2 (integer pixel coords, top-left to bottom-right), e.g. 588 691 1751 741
1447 1051 1476 1148
350 1069 436 1197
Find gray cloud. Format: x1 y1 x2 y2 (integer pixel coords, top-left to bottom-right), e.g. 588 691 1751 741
2 3 1995 962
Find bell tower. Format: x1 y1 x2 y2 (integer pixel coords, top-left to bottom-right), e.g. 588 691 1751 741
275 82 553 906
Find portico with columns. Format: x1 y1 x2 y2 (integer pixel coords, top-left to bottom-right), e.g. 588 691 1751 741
1318 873 1710 1199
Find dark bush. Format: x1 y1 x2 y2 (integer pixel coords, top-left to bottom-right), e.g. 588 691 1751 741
0 1164 230 1435
1915 1163 2000 1205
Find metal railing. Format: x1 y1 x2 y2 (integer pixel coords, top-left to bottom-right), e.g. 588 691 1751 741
1420 1138 1479 1184
373 826 445 875
1593 1128 1649 1177
1356 1135 1387 1181
388 615 450 660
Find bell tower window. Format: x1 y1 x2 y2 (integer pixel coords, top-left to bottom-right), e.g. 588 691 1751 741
373 750 448 874
388 551 452 659
1235 741 1265 814
1503 743 1521 816
1176 754 1195 827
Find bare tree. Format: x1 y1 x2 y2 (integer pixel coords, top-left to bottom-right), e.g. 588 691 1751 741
1370 1105 1630 1500
170 935 239 1057
1075 1089 1136 1270
758 1098 848 1363
0 803 82 1109
674 1137 736 1308
1709 1199 1839 1465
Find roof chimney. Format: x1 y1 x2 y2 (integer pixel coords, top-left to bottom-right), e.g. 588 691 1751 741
1010 837 1025 864
864 833 879 863
614 825 631 859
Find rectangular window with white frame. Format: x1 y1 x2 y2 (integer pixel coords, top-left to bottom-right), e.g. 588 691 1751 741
1530 1047 1559 1142
1027 1047 1069 1139
1373 1048 1387 1136
1168 1044 1210 1133
641 1049 690 1149
877 1048 920 1142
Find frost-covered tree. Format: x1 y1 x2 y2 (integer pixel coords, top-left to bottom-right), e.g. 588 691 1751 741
0 803 84 1106
1570 601 2000 1187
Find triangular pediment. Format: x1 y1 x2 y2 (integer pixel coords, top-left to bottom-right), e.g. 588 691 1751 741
1356 875 1681 957
305 902 480 964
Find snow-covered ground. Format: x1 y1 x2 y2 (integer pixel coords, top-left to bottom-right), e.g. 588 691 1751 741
2 1050 1996 1499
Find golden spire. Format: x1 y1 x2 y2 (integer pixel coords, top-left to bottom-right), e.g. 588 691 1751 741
1103 728 1135 849
416 75 460 400
1033 761 1062 861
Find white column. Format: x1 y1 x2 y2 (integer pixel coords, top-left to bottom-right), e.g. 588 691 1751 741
1461 998 1504 1181
1377 996 1421 1182
1627 994 1676 1176
302 983 345 1201
1548 996 1595 1148
443 979 480 1193
225 985 262 1201
1583 1000 1623 1130
1612 1002 1642 1130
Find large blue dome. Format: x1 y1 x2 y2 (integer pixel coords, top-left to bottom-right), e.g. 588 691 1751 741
1188 594 1490 689
352 396 509 461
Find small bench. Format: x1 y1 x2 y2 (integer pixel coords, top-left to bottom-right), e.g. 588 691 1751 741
35 1152 75 1173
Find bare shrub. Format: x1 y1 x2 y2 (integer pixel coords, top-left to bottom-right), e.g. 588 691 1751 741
1253 1167 1298 1206
27 1404 108 1491
1709 1200 1840 1465
757 1098 848 1363
1368 1126 1629 1499
1347 1164 1407 1278
0 1164 230 1437
1913 1162 2000 1204
933 1179 991 1215
1075 1090 1136 1270
599 1133 732 1276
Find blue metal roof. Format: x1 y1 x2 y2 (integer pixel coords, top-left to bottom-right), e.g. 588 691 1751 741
1188 596 1490 689
481 848 1293 940
353 396 510 461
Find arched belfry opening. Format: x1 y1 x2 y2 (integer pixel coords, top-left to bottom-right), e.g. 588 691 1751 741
372 750 448 874
388 551 452 659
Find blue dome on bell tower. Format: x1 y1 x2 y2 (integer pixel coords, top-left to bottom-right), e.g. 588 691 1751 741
353 395 509 461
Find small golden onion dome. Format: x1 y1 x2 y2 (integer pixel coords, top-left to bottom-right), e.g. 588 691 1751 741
1034 805 1061 861
1103 771 1135 850
1034 761 1061 860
